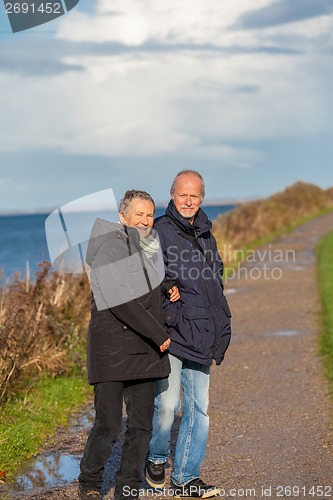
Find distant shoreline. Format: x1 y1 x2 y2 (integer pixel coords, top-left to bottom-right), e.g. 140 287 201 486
0 200 241 217
0 200 242 217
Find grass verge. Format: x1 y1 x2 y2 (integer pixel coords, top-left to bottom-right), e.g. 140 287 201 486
317 229 333 394
0 374 91 476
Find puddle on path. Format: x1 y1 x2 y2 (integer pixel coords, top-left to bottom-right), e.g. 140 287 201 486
224 288 238 295
6 408 95 493
285 265 305 271
11 453 80 491
264 330 301 338
4 408 128 496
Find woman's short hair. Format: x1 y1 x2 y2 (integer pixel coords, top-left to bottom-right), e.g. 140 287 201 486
119 190 156 215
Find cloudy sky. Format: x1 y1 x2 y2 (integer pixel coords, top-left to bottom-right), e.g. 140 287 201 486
0 0 332 211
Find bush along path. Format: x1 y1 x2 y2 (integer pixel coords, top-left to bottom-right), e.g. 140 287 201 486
1 212 333 499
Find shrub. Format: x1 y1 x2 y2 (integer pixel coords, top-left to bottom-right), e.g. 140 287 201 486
0 261 90 402
213 181 333 263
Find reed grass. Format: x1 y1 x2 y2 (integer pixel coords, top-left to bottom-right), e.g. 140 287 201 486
0 261 90 403
213 181 333 264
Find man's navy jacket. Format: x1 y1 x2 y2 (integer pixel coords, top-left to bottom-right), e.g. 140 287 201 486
155 200 232 366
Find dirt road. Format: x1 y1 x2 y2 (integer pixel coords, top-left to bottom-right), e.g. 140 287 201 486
2 212 333 499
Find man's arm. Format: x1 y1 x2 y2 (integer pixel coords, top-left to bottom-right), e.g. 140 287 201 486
209 233 224 286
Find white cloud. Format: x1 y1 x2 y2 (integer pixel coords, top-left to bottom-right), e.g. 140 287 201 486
0 47 326 160
0 0 332 170
56 0 333 54
56 0 272 45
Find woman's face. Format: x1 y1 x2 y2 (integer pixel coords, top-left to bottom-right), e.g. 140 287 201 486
120 198 155 237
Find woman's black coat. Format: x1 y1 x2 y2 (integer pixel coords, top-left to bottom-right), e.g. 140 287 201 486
85 218 171 384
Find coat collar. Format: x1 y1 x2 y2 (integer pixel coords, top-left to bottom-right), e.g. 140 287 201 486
165 200 212 236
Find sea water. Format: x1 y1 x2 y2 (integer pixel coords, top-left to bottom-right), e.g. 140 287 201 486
0 204 235 281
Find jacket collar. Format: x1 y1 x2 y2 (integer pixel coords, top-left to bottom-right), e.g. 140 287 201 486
165 200 212 236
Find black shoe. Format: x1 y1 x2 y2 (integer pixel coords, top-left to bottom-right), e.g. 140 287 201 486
78 488 101 499
145 461 166 488
171 478 220 498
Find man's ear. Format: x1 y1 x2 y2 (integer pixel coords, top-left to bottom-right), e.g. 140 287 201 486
119 211 126 225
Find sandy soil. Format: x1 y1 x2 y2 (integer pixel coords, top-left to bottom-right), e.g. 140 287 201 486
1 212 333 500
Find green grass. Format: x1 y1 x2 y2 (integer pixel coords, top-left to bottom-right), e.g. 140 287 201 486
317 229 333 392
0 374 91 476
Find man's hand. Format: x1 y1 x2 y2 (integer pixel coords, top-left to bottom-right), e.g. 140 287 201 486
159 338 171 352
168 286 180 302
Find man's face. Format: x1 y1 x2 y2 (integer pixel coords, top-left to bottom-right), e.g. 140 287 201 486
120 198 155 237
171 174 204 222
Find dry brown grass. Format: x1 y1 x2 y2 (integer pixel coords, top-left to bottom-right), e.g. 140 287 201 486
326 187 333 203
213 181 333 263
0 261 90 402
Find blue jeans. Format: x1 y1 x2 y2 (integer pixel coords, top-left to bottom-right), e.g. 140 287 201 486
148 354 210 485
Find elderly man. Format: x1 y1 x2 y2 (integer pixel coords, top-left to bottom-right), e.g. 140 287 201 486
146 170 232 498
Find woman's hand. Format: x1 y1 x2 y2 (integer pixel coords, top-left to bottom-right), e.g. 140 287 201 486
168 286 180 302
159 338 171 352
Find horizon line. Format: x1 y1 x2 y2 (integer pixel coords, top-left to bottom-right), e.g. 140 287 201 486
0 198 250 217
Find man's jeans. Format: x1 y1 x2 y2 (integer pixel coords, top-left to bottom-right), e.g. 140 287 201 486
148 354 210 485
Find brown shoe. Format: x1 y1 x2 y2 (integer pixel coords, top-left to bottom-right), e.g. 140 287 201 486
78 488 101 499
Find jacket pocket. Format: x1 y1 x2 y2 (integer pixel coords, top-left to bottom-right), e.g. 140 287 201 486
183 304 210 320
181 305 213 355
165 301 180 327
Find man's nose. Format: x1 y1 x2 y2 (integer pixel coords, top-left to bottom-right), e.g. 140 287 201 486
184 196 192 205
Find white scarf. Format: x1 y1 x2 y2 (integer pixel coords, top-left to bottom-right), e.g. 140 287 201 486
139 233 160 258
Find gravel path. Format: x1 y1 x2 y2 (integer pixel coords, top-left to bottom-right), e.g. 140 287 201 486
2 212 333 500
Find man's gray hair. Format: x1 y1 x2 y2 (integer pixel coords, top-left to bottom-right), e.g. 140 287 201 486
119 190 156 215
170 170 205 198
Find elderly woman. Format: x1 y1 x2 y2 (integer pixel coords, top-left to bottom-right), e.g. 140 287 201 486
78 190 179 500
